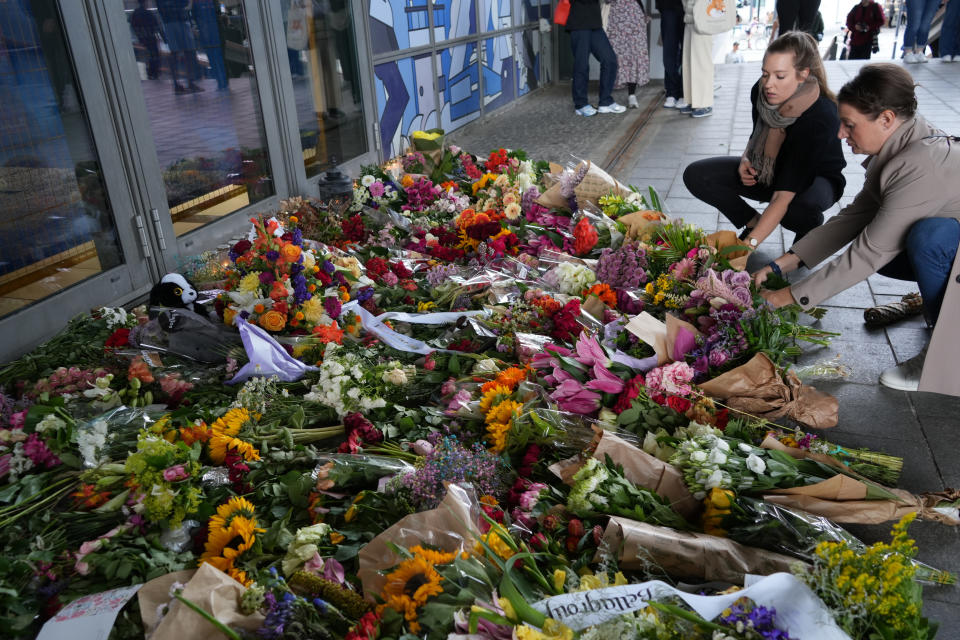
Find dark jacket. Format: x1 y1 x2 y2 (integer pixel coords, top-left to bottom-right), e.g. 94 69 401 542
846 2 885 47
750 82 847 198
567 0 603 30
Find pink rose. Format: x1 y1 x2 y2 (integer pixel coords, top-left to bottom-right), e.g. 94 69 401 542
162 464 189 482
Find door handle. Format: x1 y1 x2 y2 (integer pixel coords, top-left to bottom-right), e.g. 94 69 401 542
134 214 152 258
150 208 167 251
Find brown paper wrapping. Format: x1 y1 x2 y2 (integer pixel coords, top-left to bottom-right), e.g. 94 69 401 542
357 483 480 599
581 295 608 323
140 564 264 640
549 431 700 521
697 353 839 428
763 475 960 526
703 230 750 271
603 516 803 583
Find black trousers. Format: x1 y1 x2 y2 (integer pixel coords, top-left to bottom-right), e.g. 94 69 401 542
848 43 873 59
682 156 838 241
776 0 822 34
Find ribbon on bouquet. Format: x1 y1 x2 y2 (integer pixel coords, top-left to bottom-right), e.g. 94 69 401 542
342 301 488 355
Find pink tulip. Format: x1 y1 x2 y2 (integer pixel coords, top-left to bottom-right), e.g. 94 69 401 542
550 379 601 414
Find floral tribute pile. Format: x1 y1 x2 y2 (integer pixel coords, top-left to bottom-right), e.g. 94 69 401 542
1 137 955 640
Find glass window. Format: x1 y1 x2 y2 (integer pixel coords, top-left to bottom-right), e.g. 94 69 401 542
481 0 511 31
124 0 274 236
282 0 367 178
0 0 124 318
434 0 477 43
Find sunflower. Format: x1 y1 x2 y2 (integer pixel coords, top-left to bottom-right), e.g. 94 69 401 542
378 553 446 632
408 545 456 566
209 432 261 464
485 399 522 426
210 407 252 437
479 385 511 414
199 515 260 578
485 421 511 453
208 496 259 532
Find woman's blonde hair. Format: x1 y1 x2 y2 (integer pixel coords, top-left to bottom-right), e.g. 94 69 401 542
765 31 836 103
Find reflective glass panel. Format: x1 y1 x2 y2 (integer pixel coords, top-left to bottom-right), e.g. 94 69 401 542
0 0 124 318
124 0 274 236
282 0 367 178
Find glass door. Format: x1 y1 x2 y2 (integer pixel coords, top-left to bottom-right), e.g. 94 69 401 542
0 0 157 361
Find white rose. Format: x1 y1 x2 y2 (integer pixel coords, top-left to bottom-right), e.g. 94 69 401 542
708 449 728 465
704 469 725 490
642 432 660 456
381 368 408 385
746 454 767 475
738 442 753 453
715 438 730 452
690 450 708 463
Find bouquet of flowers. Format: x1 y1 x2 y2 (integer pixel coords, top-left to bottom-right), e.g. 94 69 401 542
218 216 352 340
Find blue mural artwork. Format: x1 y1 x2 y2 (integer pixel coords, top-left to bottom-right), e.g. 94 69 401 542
512 0 540 25
374 54 438 158
368 0 434 54
515 29 541 97
481 33 514 111
434 0 477 43
438 43 481 133
480 0 511 31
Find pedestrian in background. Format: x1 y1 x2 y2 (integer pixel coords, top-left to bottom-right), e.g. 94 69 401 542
567 0 625 116
775 0 821 34
656 0 685 109
680 0 715 118
725 40 745 62
605 0 651 109
845 0 885 59
902 0 940 62
941 0 960 61
683 32 845 245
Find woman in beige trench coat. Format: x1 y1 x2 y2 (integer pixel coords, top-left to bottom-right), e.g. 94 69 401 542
753 63 960 395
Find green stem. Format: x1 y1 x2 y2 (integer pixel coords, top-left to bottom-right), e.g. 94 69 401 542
173 593 242 640
647 601 727 632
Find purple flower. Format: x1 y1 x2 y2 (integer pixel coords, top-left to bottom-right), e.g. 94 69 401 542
322 260 336 274
323 296 342 319
259 271 276 285
265 250 280 262
356 286 374 302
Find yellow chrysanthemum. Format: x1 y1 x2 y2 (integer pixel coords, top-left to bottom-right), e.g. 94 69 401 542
239 272 262 294
475 526 515 560
485 421 510 453
457 227 480 251
301 296 327 324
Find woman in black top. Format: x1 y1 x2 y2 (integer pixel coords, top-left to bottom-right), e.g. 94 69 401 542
683 31 846 245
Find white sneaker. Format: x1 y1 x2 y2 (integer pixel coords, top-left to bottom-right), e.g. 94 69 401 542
598 102 627 114
918 52 929 62
575 104 597 117
943 54 956 62
879 346 927 392
674 99 690 110
663 96 677 108
904 52 920 63
628 95 639 108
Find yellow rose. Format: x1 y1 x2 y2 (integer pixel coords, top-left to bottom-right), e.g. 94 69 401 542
259 309 287 332
223 307 237 327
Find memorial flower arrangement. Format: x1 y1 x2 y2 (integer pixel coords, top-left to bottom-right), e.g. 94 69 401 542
0 136 952 640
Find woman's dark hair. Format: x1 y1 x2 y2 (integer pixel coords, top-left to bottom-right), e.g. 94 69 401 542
766 31 836 103
837 63 918 120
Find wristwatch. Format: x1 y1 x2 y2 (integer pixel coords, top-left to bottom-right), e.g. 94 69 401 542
747 237 759 249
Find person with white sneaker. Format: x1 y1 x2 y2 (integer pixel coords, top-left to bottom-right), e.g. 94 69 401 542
681 0 734 118
901 0 940 63
753 64 960 396
683 33 845 247
940 0 960 63
566 0 625 116
605 0 651 110
657 0 686 109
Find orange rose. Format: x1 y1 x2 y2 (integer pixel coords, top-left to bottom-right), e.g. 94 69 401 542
280 243 302 263
259 310 287 332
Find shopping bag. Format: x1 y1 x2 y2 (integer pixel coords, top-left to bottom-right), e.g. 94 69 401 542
692 0 736 35
554 0 571 26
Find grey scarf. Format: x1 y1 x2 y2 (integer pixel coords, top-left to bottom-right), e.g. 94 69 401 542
744 76 820 186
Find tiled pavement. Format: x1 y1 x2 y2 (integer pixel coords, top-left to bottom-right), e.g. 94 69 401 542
450 59 960 633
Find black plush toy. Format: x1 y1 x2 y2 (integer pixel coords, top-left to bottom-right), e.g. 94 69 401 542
149 273 199 312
